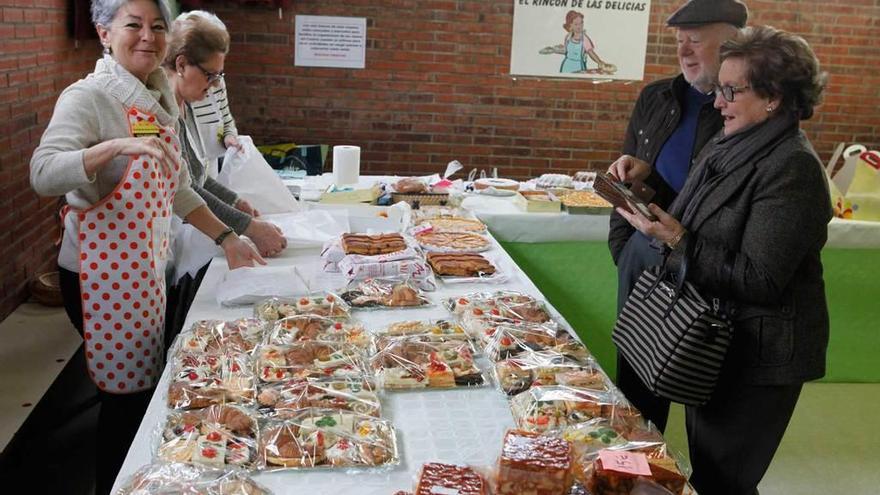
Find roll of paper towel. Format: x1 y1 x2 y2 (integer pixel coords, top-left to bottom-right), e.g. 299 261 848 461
332 145 360 185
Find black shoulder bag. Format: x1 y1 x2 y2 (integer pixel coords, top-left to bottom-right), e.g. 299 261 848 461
612 238 732 406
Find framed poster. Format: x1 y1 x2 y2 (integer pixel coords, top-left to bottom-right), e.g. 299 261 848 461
510 1 652 81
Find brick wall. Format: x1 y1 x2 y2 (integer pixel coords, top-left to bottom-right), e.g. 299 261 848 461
0 0 98 320
1 0 879 320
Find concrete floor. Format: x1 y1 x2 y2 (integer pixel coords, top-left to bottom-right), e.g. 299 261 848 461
0 302 878 494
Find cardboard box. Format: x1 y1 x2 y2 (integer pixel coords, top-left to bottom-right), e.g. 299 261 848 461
319 183 382 204
514 191 562 213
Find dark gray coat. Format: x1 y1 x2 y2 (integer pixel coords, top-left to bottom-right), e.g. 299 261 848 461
678 129 832 386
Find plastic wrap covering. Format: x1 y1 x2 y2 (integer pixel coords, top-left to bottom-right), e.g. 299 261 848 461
372 338 486 390
340 277 431 309
157 405 259 469
582 454 689 495
265 315 371 351
256 342 372 386
374 320 469 350
483 324 585 362
178 319 266 355
495 352 609 396
253 294 351 324
414 462 489 495
167 351 256 409
446 291 551 324
415 231 492 253
496 429 573 495
562 418 668 471
414 215 487 233
256 380 381 418
115 462 271 494
510 386 641 433
258 409 398 469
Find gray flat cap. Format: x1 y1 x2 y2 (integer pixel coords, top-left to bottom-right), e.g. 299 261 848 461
667 0 749 28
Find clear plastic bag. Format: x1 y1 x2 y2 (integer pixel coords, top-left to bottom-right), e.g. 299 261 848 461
339 277 431 309
258 408 399 470
156 404 259 470
371 337 486 390
495 351 609 396
482 323 585 362
415 230 492 253
445 291 551 324
115 462 272 494
166 351 256 410
253 294 351 324
581 454 690 495
256 380 381 418
255 342 373 386
175 319 266 355
374 319 470 350
496 429 573 495
413 461 491 495
510 386 641 433
412 215 488 234
265 315 371 351
562 417 668 469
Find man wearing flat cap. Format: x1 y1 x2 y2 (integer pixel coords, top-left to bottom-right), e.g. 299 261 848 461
607 0 748 435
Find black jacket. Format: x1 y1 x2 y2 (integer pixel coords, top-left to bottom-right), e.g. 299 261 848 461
608 75 723 264
674 130 832 385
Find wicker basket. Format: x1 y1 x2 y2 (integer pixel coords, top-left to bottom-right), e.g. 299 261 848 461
30 271 64 307
391 192 451 208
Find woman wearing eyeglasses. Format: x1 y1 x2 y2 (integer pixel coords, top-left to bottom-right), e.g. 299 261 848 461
162 11 287 346
611 26 830 494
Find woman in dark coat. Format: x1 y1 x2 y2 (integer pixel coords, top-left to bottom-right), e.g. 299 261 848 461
612 26 831 495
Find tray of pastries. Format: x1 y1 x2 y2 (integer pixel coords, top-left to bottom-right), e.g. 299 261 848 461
259 409 398 469
583 454 688 495
562 191 613 214
167 351 256 410
374 319 469 350
158 404 259 469
340 278 430 308
265 315 370 350
495 351 609 396
510 386 640 433
563 418 668 466
117 462 270 495
415 462 489 495
256 342 372 385
257 379 381 418
341 233 408 256
496 429 572 495
426 252 497 278
254 294 351 323
446 291 552 324
415 215 487 233
371 338 485 390
482 324 585 362
178 318 266 355
415 231 491 253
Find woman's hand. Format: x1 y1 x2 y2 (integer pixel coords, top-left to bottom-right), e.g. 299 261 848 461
607 155 651 183
243 219 287 257
221 234 266 269
224 135 242 152
84 136 180 177
234 198 260 217
616 203 686 247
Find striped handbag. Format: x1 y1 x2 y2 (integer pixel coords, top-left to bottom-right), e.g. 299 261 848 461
612 251 732 406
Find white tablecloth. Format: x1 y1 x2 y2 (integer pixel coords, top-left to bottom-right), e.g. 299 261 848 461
284 175 880 247
112 232 594 494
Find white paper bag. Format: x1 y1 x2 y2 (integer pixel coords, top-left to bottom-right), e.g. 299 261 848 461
216 265 310 306
261 210 349 249
217 136 300 214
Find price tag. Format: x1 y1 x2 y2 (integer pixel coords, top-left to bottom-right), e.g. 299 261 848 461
598 449 652 476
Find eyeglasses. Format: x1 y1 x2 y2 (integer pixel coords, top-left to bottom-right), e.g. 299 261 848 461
713 84 751 102
193 62 225 84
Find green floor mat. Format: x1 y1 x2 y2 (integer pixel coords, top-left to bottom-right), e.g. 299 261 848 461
499 241 879 383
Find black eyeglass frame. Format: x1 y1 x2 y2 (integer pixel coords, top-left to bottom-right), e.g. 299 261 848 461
713 84 751 103
193 61 225 84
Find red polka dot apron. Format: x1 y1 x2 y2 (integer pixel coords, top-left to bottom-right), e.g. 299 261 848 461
77 107 180 394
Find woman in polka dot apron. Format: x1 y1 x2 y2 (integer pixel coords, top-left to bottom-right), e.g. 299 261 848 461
29 1 263 492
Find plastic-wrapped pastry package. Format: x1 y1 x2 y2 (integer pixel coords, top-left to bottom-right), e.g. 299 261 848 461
256 342 372 386
256 380 381 418
157 405 259 470
496 429 573 495
510 386 641 433
413 462 490 495
562 417 669 469
258 408 398 470
482 323 583 362
265 315 371 351
253 294 351 324
176 319 266 355
414 215 488 233
580 453 689 495
374 320 470 351
371 337 486 390
446 291 551 324
167 351 256 410
115 462 271 494
494 351 609 396
340 277 431 309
